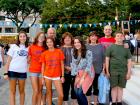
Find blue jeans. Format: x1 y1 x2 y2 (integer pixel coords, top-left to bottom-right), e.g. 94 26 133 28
74 87 88 105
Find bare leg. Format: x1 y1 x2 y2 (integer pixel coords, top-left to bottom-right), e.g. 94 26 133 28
117 87 123 102
86 96 91 105
71 99 78 105
63 101 68 105
93 95 98 105
53 80 63 105
37 77 43 105
9 79 17 105
111 87 118 103
18 79 26 105
45 79 52 105
30 77 39 105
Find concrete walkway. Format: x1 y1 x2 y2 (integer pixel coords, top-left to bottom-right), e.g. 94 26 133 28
123 65 140 105
0 58 140 105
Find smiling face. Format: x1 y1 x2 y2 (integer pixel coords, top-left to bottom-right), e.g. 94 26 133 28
19 33 27 44
47 28 56 39
89 35 98 44
64 36 72 45
46 38 54 49
104 25 112 37
115 33 125 43
38 33 45 43
74 39 81 50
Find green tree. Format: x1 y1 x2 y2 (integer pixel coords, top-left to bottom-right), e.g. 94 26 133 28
0 0 44 32
41 0 105 37
41 0 140 37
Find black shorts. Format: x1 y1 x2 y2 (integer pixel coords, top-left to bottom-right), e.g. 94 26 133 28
8 71 27 80
86 73 100 96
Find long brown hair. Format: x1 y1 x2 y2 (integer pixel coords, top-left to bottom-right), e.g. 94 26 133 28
61 32 73 46
73 36 86 59
16 31 29 48
33 32 46 48
46 37 57 50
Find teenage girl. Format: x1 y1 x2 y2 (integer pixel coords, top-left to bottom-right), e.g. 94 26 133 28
4 31 29 105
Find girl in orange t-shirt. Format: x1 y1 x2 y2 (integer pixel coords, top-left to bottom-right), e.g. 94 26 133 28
28 32 46 105
40 37 64 105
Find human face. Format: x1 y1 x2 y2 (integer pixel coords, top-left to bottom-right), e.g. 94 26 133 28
74 39 81 50
38 33 45 43
64 36 72 46
104 26 112 37
19 33 27 44
89 35 98 44
115 33 125 43
47 29 56 39
46 39 54 49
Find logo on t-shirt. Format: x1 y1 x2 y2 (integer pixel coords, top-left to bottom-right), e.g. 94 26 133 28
18 50 28 56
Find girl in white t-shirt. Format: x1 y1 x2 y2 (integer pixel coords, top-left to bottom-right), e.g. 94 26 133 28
4 31 29 105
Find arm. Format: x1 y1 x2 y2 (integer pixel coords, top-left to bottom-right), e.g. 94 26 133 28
64 66 71 72
126 59 132 80
41 63 45 76
41 62 45 84
84 50 93 76
4 55 12 79
1 47 4 65
61 60 65 83
61 60 64 77
102 45 106 73
105 57 110 77
79 51 92 85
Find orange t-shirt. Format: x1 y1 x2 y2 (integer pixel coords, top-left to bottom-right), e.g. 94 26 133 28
40 49 65 77
28 44 45 73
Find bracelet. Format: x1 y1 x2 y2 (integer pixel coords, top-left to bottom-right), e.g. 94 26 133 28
3 73 8 76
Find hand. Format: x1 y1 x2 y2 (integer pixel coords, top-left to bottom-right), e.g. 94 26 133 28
79 77 84 87
42 77 45 85
106 72 110 78
61 77 65 83
65 66 71 72
74 76 80 87
3 75 9 80
126 73 131 80
124 43 129 48
102 68 106 75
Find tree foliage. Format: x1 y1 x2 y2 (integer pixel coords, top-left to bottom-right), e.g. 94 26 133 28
0 0 44 32
41 0 140 38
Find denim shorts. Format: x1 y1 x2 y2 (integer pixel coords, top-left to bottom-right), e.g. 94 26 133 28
8 71 27 80
29 72 42 77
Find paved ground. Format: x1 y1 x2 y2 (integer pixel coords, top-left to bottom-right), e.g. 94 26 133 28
1 55 140 105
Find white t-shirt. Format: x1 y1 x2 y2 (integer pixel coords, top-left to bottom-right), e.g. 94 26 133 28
7 44 28 73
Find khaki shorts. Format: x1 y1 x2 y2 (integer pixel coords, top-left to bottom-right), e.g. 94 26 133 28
110 72 127 88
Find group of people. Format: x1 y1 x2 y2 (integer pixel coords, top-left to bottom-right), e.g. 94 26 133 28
2 25 132 105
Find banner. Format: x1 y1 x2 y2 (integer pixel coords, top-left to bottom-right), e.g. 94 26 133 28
0 19 139 29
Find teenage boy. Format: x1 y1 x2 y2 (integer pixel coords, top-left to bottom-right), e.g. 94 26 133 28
105 32 132 105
